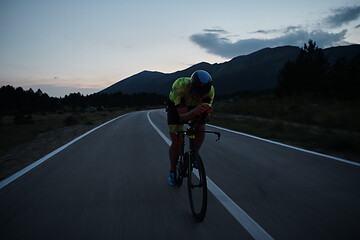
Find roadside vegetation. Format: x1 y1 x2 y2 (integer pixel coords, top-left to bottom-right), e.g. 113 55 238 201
0 109 126 155
210 96 360 162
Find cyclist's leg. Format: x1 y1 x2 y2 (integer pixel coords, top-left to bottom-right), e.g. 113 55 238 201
195 124 205 151
169 127 183 172
167 100 184 172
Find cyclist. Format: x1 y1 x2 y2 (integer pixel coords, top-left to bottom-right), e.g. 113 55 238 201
167 70 215 186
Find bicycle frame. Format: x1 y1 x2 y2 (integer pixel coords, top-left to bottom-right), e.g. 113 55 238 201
178 127 220 157
175 121 220 180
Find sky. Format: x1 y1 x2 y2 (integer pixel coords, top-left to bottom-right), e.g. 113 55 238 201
0 0 359 97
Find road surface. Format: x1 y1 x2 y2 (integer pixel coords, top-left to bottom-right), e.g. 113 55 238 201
1 109 359 240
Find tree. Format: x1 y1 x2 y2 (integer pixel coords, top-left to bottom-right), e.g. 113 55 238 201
326 53 360 100
276 39 329 97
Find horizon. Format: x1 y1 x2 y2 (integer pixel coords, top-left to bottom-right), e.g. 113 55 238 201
2 43 360 97
1 0 359 97
3 43 359 98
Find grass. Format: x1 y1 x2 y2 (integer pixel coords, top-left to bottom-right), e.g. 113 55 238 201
0 109 127 155
216 95 360 132
210 96 360 163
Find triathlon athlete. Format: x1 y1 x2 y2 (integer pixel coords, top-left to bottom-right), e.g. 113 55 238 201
167 70 215 186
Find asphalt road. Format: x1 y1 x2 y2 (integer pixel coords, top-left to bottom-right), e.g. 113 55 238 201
1 109 359 240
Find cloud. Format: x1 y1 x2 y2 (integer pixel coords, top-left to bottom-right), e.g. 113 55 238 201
324 5 360 28
190 28 348 58
190 5 359 58
251 29 278 34
252 26 302 35
284 26 303 33
203 28 229 34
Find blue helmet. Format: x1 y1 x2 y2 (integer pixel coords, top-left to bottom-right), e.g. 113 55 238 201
190 70 213 97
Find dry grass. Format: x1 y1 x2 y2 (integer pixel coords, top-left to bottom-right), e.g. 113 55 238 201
209 112 360 163
216 95 360 132
212 95 360 162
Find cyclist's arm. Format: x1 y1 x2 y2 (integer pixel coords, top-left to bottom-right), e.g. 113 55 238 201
177 106 197 122
177 104 211 122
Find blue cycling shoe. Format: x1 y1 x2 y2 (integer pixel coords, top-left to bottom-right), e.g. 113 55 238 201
168 171 176 186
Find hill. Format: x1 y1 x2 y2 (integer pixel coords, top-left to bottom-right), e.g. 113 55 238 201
100 45 360 95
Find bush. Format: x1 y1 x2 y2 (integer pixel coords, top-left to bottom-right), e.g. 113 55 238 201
13 114 34 124
63 114 80 126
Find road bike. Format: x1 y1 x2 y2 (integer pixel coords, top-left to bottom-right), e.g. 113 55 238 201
175 116 221 222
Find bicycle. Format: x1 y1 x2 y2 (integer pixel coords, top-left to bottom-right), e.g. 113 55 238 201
175 115 221 222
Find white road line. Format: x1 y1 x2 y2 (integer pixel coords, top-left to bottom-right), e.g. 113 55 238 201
0 113 130 190
147 111 275 240
147 112 171 145
207 124 360 167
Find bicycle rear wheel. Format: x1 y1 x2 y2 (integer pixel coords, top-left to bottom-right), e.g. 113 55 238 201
187 152 207 222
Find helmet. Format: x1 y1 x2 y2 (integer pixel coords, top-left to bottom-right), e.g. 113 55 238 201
190 70 213 97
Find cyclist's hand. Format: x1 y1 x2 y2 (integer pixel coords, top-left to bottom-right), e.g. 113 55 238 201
200 104 213 115
193 106 202 116
205 105 213 114
193 104 209 116
202 105 213 122
204 113 211 123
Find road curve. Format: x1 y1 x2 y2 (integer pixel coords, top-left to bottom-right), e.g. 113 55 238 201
0 110 359 240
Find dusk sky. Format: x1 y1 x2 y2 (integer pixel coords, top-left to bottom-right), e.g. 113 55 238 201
1 0 359 97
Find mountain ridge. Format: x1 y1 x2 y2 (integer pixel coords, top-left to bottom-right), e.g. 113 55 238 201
100 44 360 95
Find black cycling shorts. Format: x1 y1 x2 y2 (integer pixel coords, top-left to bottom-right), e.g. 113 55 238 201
167 100 183 125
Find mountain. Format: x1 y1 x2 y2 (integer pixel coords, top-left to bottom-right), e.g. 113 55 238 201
100 62 214 95
100 45 360 96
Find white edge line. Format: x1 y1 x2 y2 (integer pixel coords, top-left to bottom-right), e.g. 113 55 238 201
0 113 131 190
147 110 275 240
207 124 360 167
147 111 171 146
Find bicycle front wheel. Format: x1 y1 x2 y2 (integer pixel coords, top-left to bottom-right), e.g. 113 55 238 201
187 152 207 222
175 155 184 187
